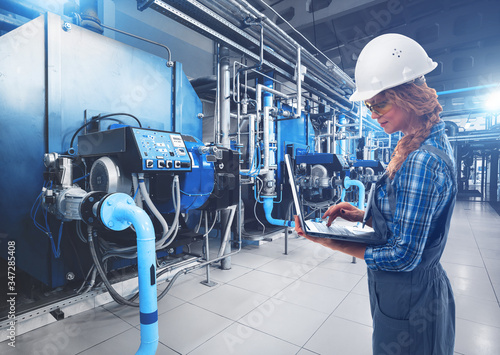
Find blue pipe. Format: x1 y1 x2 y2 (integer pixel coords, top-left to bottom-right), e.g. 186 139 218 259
263 76 274 108
437 83 498 96
262 196 294 227
99 193 158 355
343 177 366 211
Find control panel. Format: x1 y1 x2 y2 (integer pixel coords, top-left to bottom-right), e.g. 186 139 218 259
78 126 192 173
132 128 191 172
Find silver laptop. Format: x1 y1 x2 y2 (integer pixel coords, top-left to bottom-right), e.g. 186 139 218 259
285 154 386 245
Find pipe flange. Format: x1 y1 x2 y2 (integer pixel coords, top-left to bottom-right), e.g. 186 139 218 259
80 191 108 227
98 193 135 231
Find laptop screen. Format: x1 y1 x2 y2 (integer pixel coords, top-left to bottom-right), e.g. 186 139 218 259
284 154 307 231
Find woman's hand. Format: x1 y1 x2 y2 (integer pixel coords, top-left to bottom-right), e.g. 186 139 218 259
294 215 367 259
322 202 364 226
294 215 345 250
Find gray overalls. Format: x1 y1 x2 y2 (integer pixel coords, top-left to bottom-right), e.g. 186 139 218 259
368 145 456 355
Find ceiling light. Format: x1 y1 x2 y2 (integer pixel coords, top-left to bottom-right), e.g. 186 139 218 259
485 90 500 111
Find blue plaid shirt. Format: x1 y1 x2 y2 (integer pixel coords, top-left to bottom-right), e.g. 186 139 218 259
364 122 456 271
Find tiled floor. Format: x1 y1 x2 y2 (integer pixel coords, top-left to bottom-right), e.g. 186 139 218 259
2 200 499 354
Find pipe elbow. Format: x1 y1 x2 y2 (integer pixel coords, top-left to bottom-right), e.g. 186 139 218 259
343 177 366 211
262 197 294 227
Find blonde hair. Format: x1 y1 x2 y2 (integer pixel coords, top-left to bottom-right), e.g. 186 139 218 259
381 82 443 179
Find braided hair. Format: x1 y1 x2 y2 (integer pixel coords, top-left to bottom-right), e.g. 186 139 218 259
382 81 443 179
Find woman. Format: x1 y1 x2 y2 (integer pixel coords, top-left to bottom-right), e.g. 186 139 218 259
295 34 456 354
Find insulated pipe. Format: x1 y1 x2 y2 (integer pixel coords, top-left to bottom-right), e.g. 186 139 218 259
219 0 354 88
220 46 231 149
296 46 302 118
343 177 366 211
263 106 272 172
98 193 158 355
240 114 257 175
263 196 294 227
326 120 333 154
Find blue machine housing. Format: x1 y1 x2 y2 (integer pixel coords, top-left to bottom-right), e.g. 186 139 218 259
0 14 203 287
156 137 215 213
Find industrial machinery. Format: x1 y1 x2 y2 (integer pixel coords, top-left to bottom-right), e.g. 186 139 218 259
0 0 397 344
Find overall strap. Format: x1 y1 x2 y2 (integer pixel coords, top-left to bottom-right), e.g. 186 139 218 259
385 145 455 218
419 144 457 251
419 144 455 178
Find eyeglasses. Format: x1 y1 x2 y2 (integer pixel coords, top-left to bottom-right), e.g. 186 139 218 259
364 100 393 116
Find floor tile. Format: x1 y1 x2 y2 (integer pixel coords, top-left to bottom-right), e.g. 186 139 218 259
188 322 300 355
157 303 233 354
190 284 267 321
304 315 372 355
199 264 253 284
455 294 500 328
1 308 132 355
257 258 316 279
296 349 320 355
300 267 363 292
78 327 179 355
229 269 295 297
242 241 289 258
278 243 335 265
318 254 368 276
441 250 485 267
332 293 372 327
454 318 500 355
480 249 500 259
230 252 275 269
239 299 329 347
167 273 220 301
448 275 497 302
475 237 500 251
441 262 489 280
278 279 349 314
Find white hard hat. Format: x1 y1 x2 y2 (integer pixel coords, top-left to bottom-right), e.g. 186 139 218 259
349 33 438 102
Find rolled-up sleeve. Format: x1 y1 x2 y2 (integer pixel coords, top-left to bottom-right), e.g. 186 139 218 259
365 151 449 271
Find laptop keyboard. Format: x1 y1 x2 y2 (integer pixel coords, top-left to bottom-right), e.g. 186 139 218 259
305 221 357 237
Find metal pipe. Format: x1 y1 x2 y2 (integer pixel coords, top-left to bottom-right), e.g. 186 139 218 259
256 84 292 113
100 24 172 64
263 106 272 172
448 133 500 141
326 120 333 153
217 0 354 93
202 211 214 284
437 83 498 96
0 0 44 19
221 0 354 88
248 114 256 171
98 193 158 355
217 205 237 257
220 46 231 149
0 12 25 30
296 46 302 118
215 44 221 144
333 115 337 154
